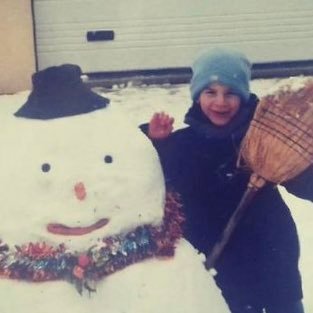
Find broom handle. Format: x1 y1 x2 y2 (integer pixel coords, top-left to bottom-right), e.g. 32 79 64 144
204 173 266 270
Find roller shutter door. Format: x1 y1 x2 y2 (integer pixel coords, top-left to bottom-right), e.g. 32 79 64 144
33 0 313 73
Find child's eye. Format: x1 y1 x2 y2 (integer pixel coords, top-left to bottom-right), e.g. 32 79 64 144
41 163 51 173
204 89 215 95
104 155 113 164
226 91 238 97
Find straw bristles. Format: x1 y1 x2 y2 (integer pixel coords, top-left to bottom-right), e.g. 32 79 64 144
239 78 313 185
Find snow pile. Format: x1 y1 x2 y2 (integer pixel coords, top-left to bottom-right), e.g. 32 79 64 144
0 93 229 313
0 75 312 312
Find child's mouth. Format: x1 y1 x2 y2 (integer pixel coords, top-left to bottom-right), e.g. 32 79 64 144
212 110 230 116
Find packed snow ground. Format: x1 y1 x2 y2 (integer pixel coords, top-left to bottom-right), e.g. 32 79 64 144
1 76 313 311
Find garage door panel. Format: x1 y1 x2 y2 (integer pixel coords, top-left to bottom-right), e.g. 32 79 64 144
34 0 313 72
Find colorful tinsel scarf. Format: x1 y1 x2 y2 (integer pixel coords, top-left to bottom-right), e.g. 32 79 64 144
0 192 184 294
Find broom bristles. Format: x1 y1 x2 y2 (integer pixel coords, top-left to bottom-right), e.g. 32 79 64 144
239 78 313 184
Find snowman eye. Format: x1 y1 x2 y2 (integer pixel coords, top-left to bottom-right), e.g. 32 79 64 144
41 163 51 173
104 155 113 164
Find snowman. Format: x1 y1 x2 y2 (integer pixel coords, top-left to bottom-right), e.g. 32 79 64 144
0 65 229 313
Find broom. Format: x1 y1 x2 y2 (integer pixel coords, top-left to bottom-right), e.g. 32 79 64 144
205 77 313 270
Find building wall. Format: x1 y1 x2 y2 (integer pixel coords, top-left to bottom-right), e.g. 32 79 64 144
33 0 313 74
0 0 35 94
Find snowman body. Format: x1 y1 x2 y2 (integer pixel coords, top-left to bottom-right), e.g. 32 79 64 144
0 102 229 313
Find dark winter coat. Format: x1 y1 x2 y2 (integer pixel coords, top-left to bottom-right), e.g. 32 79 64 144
141 94 313 311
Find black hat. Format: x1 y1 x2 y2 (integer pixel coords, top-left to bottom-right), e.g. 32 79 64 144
14 64 109 119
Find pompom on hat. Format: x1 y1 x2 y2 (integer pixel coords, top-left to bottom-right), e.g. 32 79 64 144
14 64 110 120
190 48 252 103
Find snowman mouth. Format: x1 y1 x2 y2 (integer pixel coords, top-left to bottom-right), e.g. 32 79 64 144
47 218 110 236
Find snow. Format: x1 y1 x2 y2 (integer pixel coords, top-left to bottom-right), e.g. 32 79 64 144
0 75 312 312
0 239 229 313
0 90 229 313
0 105 168 251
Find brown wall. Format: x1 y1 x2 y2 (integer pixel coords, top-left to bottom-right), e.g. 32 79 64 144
0 0 35 94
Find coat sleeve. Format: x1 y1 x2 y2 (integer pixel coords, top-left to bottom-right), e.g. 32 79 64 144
283 165 313 201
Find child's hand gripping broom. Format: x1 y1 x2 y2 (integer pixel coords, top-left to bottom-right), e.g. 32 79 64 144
205 78 313 270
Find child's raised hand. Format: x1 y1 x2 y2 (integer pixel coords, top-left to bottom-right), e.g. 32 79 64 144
148 112 174 139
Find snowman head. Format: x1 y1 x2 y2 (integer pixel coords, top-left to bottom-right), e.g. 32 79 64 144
0 65 165 251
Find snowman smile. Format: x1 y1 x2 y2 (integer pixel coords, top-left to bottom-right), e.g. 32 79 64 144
47 218 110 236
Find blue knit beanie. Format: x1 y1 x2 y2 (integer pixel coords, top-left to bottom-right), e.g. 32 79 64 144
190 48 251 103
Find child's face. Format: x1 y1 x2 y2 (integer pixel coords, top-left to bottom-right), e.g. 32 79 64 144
198 83 241 126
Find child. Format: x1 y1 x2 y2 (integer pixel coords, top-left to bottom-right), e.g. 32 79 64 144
143 48 312 313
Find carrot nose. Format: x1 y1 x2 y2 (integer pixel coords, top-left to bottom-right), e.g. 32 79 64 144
74 182 87 201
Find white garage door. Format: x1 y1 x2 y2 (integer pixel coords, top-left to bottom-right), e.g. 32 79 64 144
33 0 313 73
